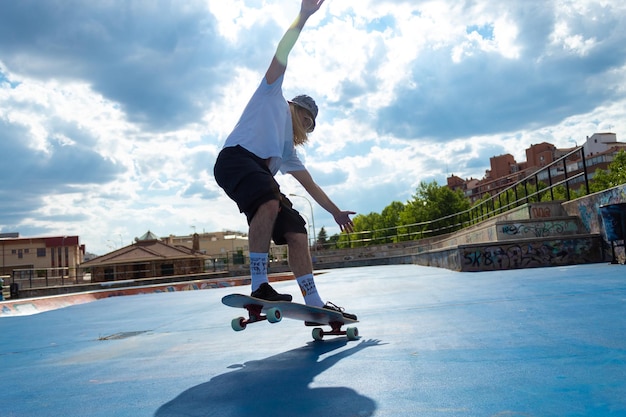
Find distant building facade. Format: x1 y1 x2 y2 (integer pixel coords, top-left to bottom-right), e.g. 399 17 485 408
447 132 626 202
81 231 209 282
164 231 249 258
487 153 517 179
584 132 620 157
164 231 286 264
526 142 557 168
0 233 84 280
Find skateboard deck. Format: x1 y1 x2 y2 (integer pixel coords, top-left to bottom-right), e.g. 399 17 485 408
222 294 359 341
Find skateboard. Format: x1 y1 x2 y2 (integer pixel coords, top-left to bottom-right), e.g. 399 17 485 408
221 294 359 341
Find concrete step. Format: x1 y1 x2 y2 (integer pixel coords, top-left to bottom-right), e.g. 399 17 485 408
496 217 586 241
433 201 575 249
412 233 605 272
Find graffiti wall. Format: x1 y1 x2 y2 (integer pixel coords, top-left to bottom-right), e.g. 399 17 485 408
458 237 603 272
526 201 567 219
563 184 626 235
413 248 461 271
497 219 581 240
563 184 626 263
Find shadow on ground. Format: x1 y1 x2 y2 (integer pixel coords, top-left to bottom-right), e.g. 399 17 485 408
155 338 382 417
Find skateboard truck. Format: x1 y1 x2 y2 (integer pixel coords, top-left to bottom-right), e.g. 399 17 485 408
311 321 359 341
231 304 282 331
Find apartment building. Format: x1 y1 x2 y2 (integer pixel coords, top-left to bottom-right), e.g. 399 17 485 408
448 132 626 202
0 233 84 279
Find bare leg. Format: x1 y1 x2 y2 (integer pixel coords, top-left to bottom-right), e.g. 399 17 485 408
247 199 291 297
284 231 313 277
248 200 280 253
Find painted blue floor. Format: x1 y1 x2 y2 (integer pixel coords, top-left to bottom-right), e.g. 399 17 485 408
1 264 625 417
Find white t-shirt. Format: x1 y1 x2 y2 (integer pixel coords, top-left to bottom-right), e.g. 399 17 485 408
223 75 305 175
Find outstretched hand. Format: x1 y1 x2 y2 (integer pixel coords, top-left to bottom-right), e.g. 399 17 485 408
334 210 356 233
301 0 325 17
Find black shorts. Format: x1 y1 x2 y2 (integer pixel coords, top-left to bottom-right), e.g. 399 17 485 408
213 145 307 245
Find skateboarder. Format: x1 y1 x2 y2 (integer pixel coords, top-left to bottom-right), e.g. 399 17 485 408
214 0 356 321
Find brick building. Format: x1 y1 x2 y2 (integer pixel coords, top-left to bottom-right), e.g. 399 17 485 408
447 132 625 202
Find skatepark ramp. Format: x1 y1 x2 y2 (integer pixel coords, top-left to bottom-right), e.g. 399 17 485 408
409 200 604 271
312 183 626 272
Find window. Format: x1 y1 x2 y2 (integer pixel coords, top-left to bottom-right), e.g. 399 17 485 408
37 248 46 257
161 264 175 276
134 263 148 279
104 268 115 281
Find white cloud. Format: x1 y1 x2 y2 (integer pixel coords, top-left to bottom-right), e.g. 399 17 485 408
0 0 625 253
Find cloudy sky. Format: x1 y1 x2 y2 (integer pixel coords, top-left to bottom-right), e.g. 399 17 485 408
1 0 625 255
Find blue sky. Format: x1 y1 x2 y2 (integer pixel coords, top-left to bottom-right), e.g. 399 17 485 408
1 0 625 255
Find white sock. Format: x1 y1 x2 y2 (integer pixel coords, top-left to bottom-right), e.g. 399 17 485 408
296 273 324 307
249 252 269 291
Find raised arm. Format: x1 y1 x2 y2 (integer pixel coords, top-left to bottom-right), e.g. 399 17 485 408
265 0 326 85
289 169 356 233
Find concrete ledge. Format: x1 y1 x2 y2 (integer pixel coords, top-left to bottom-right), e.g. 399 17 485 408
495 216 585 241
412 234 605 272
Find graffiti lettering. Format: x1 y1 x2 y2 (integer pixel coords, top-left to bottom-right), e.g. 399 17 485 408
501 222 567 238
461 238 601 272
532 207 552 218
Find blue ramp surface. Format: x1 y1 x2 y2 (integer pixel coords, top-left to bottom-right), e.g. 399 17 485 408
1 264 625 416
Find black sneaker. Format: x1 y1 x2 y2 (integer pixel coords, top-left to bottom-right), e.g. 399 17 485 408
251 283 292 302
323 301 357 321
305 302 357 326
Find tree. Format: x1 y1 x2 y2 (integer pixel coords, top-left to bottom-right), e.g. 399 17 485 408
352 212 384 246
316 227 328 249
402 181 471 237
590 150 626 193
380 201 405 242
325 180 481 247
349 202 408 245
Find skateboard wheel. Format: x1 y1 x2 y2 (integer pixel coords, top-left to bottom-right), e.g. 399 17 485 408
266 307 282 323
312 328 324 341
346 327 359 341
231 317 246 331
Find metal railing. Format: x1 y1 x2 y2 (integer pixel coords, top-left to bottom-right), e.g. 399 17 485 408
321 146 590 248
9 267 87 289
465 146 589 225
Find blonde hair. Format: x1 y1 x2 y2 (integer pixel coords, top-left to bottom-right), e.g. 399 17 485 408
290 104 310 146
